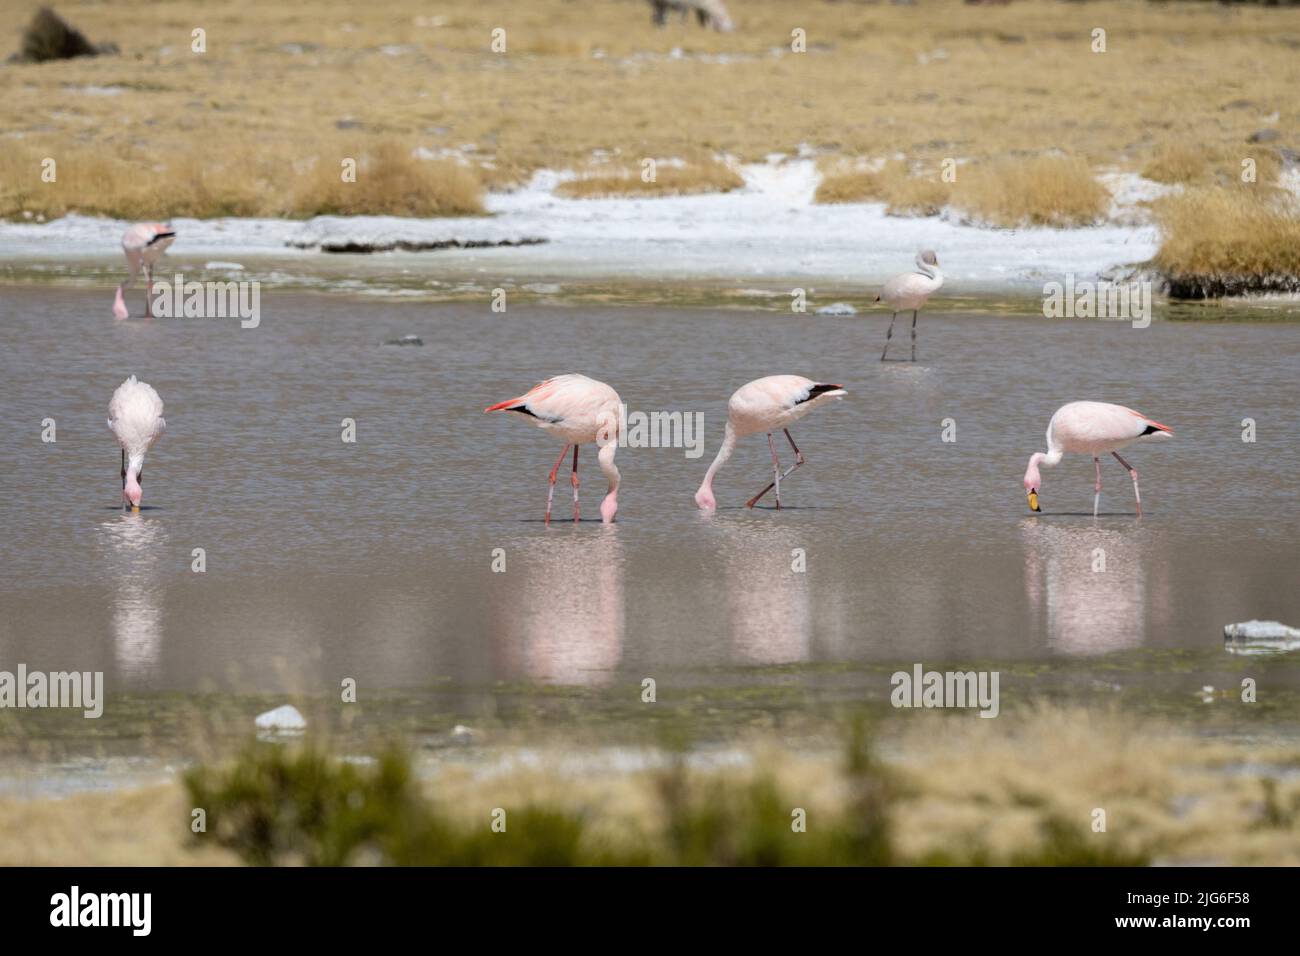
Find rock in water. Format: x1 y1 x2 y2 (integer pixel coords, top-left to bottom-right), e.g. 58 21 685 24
816 302 857 316
1223 620 1300 654
383 335 423 346
255 704 307 732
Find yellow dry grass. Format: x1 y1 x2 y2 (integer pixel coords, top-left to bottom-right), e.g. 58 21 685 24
0 138 484 219
1153 187 1300 283
1 0 1297 221
1142 142 1283 188
3 705 1297 866
817 155 1109 227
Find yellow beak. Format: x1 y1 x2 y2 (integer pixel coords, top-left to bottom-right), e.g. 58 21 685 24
1027 491 1040 512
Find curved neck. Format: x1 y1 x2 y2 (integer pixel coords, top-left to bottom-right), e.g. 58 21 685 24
918 262 942 282
698 423 736 496
597 442 619 494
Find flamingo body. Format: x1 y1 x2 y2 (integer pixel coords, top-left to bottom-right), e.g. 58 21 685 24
113 222 176 320
695 375 845 512
1023 401 1173 515
107 375 166 508
879 250 943 361
485 373 622 523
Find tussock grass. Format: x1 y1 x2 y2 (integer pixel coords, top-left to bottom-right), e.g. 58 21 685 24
0 140 484 220
956 156 1110 228
1153 187 1300 296
1142 143 1282 188
556 155 743 199
815 159 951 216
816 155 1108 228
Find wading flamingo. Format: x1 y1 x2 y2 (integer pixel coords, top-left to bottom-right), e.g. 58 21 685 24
108 376 166 511
1023 401 1174 517
878 249 943 362
695 375 846 512
485 373 622 525
113 222 176 320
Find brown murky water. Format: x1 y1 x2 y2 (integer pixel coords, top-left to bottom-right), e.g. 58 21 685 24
1 286 1298 701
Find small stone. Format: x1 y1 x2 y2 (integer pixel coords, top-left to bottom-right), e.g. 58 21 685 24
450 724 478 745
383 335 423 346
1247 129 1280 144
815 302 857 316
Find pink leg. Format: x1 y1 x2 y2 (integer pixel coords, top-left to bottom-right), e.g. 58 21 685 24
1093 456 1102 517
571 444 580 522
144 265 153 319
1112 451 1141 516
545 444 570 526
746 429 805 509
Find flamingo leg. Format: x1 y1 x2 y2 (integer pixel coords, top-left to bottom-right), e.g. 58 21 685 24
571 444 580 522
144 264 153 319
1112 451 1141 516
1093 456 1102 517
881 312 899 361
746 430 806 509
911 310 918 362
545 444 571 526
121 449 127 510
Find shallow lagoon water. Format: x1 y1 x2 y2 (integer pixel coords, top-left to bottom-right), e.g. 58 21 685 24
1 285 1298 719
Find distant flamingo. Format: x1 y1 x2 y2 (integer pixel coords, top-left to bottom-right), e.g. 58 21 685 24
1023 401 1174 517
695 375 846 512
485 373 622 524
107 376 166 511
878 249 943 362
113 222 176 320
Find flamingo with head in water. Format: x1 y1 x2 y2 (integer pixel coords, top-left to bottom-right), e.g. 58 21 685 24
108 376 166 511
878 249 943 362
485 373 623 524
695 375 846 512
1023 401 1174 517
113 222 176 320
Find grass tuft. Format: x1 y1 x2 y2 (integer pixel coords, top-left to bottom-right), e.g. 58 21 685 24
1153 187 1300 297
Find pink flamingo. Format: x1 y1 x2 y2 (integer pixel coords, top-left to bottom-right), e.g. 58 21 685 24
485 373 622 525
878 249 943 362
112 222 176 320
1023 401 1174 517
107 376 166 511
695 375 846 512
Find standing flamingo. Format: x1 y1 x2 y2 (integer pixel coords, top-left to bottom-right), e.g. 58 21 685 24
108 376 166 511
695 375 846 512
1023 401 1174 517
112 223 176 320
878 249 943 362
485 373 622 524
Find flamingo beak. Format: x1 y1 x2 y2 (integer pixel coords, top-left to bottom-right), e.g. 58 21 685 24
1027 491 1040 512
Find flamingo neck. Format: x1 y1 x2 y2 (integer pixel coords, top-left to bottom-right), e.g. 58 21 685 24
698 423 736 496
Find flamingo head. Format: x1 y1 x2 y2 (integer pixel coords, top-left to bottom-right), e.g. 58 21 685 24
1023 454 1044 512
113 286 129 320
600 492 618 524
694 486 717 514
918 249 939 269
124 472 143 509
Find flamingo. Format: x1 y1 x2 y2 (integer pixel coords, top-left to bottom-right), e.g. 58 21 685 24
112 222 176 320
485 373 622 525
107 376 166 511
1023 401 1174 517
695 375 846 512
878 249 943 362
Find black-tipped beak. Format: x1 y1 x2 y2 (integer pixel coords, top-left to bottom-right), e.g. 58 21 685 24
1027 491 1040 512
